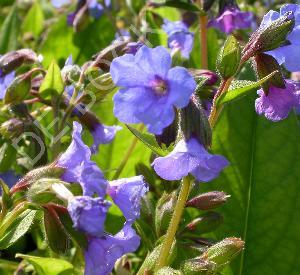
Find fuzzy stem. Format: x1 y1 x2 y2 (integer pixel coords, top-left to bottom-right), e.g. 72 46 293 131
112 124 144 180
209 77 233 128
155 176 192 270
200 15 208 69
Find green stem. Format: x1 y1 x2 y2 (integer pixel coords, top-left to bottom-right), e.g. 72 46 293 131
112 124 144 180
200 14 208 69
52 96 61 159
155 176 192 271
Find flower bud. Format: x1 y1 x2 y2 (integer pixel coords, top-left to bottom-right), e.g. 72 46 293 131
186 191 230 210
254 53 285 94
0 118 24 139
242 12 295 63
0 49 38 74
155 192 177 237
216 35 241 79
43 203 70 253
189 69 219 87
10 164 64 193
155 117 178 148
179 95 212 149
180 258 216 275
184 212 223 235
61 64 81 84
201 237 244 267
4 72 32 104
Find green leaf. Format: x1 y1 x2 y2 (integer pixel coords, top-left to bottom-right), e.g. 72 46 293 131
206 94 300 275
22 0 44 37
0 143 16 172
126 125 169 157
0 5 20 53
16 254 74 275
0 210 37 249
216 35 241 79
39 61 64 99
215 71 278 108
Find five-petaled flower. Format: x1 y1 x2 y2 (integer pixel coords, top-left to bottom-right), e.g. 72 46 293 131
110 46 196 134
153 138 229 182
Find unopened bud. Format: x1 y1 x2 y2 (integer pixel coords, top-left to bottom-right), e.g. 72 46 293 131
184 212 223 235
10 164 64 193
4 72 31 104
155 117 178 147
0 49 38 74
254 53 285 94
155 192 177 237
201 237 244 267
0 118 24 139
186 191 230 210
61 64 81 84
179 95 212 149
180 258 216 275
189 69 219 87
216 35 241 79
242 12 295 63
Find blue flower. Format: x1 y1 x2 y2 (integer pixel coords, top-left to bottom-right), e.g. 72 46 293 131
0 70 15 99
162 20 194 58
153 138 229 182
57 122 108 197
110 46 196 134
51 0 71 8
208 6 254 34
255 80 300 121
0 171 21 192
68 196 111 237
90 123 121 154
260 4 300 71
84 224 140 275
107 176 148 222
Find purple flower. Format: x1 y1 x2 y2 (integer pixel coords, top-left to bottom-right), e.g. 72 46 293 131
0 70 15 99
153 138 229 182
90 123 121 154
208 6 253 34
255 80 300 121
259 4 300 72
88 0 111 19
107 176 148 222
68 196 111 237
57 122 108 197
110 46 196 134
84 224 140 275
115 29 131 42
162 20 194 58
124 41 144 55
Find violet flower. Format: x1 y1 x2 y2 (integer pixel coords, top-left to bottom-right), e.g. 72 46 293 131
84 224 140 275
0 70 15 99
57 122 108 197
162 20 194 58
110 46 196 134
208 6 253 34
259 4 300 72
255 80 300 121
153 138 229 182
68 196 111 237
0 171 21 193
107 176 148 222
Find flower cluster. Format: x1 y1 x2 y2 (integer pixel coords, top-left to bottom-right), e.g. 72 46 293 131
58 122 148 275
0 70 14 99
110 46 196 134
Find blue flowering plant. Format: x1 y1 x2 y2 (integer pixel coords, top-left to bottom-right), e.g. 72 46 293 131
0 0 299 274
